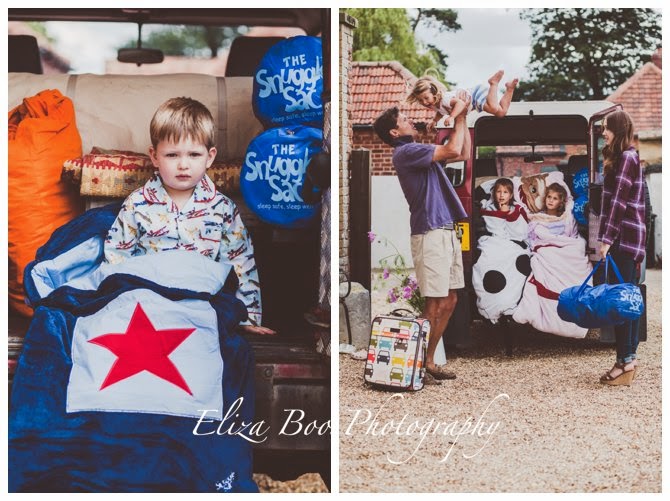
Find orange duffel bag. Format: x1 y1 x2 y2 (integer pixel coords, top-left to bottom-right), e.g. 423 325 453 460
8 89 84 317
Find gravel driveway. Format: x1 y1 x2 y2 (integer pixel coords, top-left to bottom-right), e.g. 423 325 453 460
339 268 661 492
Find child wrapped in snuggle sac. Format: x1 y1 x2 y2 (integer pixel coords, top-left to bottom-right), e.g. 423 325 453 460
526 182 578 248
471 177 530 323
511 174 593 338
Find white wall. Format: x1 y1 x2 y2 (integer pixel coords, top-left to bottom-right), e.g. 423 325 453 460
371 176 412 269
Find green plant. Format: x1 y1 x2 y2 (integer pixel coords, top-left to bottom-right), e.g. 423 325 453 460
369 231 425 314
477 146 496 159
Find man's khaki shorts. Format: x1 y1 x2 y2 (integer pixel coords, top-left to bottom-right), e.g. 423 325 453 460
410 227 464 297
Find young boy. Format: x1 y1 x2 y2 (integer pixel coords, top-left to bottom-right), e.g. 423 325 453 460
407 71 518 130
104 96 274 335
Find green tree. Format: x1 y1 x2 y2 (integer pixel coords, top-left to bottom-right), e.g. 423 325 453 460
346 8 459 84
122 25 248 58
26 22 55 43
517 8 661 101
410 8 460 34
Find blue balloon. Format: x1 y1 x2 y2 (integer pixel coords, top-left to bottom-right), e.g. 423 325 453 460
253 36 323 128
241 126 323 229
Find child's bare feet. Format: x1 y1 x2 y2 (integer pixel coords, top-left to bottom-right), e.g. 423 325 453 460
488 70 504 85
505 78 519 91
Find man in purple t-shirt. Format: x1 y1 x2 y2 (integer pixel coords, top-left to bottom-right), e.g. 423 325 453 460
373 106 470 381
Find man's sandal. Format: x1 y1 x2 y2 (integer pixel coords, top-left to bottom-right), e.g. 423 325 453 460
426 365 456 380
423 372 442 386
599 362 635 386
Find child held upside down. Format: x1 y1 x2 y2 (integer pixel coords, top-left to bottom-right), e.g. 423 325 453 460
104 96 275 335
407 70 519 130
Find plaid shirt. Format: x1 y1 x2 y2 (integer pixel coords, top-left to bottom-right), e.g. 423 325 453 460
598 146 646 262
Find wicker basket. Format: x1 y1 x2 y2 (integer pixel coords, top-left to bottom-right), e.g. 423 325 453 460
62 147 241 198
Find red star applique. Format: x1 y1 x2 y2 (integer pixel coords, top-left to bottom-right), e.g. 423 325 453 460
89 303 196 395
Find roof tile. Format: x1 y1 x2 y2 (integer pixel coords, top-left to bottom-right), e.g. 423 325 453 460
608 57 662 133
350 61 434 125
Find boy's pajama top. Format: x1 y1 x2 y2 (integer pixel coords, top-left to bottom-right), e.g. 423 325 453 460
104 173 261 326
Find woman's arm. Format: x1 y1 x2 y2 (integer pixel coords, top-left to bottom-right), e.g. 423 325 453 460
600 152 636 247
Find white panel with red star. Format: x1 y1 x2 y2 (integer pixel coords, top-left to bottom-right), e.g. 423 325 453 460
67 289 224 419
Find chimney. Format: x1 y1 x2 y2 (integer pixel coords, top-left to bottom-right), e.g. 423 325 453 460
651 47 662 69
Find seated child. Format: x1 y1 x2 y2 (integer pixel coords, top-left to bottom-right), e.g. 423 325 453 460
104 96 275 335
471 177 531 323
527 182 577 247
513 181 591 339
491 177 515 212
480 177 528 242
543 182 567 217
407 71 519 130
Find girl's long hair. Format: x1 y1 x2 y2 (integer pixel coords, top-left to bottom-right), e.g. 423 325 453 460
602 110 635 177
407 74 446 105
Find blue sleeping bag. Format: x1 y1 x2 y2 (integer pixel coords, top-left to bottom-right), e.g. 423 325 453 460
10 204 257 493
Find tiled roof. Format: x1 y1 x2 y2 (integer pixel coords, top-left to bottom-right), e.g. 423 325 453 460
608 48 662 135
350 61 434 126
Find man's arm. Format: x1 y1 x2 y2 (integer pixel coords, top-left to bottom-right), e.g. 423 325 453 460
427 111 442 132
447 97 467 125
455 118 471 162
432 114 468 163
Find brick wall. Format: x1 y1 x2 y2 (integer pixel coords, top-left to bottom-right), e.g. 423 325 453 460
339 12 357 274
353 128 436 176
354 130 589 179
497 144 587 177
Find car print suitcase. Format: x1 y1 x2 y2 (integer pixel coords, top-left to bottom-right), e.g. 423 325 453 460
363 309 430 391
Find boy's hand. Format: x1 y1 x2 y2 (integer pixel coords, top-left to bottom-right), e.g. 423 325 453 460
239 325 277 335
426 120 437 132
444 116 455 127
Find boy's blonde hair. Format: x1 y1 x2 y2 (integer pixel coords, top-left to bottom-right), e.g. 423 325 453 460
150 97 216 149
407 75 446 105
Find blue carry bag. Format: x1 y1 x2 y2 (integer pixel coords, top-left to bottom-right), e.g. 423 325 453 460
557 255 644 328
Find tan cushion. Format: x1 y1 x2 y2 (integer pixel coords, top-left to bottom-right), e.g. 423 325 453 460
63 147 240 198
8 73 263 161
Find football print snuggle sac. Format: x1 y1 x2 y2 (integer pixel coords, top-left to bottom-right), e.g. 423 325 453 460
253 36 323 128
473 236 531 323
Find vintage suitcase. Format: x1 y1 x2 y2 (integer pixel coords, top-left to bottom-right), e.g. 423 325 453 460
363 309 430 391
